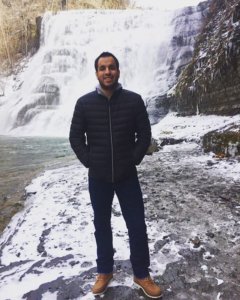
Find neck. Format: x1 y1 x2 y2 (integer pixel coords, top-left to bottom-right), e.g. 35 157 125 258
102 88 114 100
98 83 120 100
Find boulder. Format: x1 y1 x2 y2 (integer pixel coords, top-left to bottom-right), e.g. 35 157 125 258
202 124 240 157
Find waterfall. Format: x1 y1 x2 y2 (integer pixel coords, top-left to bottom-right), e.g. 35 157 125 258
0 6 205 137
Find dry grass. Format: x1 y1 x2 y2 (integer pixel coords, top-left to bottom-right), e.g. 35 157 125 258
0 0 131 75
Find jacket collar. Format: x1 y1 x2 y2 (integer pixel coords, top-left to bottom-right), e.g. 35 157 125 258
96 83 122 98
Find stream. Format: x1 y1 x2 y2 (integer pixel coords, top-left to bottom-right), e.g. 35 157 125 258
0 136 74 232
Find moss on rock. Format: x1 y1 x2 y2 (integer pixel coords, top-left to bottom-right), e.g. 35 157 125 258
202 125 240 157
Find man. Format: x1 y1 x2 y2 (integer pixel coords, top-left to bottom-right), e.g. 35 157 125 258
69 52 162 299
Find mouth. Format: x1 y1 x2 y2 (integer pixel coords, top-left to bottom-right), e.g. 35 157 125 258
103 78 114 84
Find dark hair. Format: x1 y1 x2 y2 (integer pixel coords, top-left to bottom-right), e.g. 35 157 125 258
94 52 119 71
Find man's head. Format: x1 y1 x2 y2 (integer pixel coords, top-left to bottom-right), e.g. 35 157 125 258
94 52 119 71
95 52 120 91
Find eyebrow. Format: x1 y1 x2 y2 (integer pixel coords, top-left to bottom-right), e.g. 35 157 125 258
99 63 116 67
98 64 117 69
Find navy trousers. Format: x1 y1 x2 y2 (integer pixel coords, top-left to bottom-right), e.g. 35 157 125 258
88 175 150 278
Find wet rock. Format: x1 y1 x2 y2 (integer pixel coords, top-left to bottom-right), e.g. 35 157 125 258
220 290 240 300
206 160 215 166
168 218 177 223
80 261 92 268
161 261 186 290
101 286 142 300
115 260 132 275
160 138 185 147
112 208 121 217
80 221 88 226
190 236 201 248
154 239 169 251
26 191 37 197
19 260 45 281
66 217 73 224
206 232 215 238
0 260 32 273
69 260 79 267
44 255 74 268
37 228 52 255
23 276 85 300
178 248 205 263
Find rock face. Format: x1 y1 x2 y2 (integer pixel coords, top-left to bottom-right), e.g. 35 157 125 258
202 124 240 157
153 1 209 119
170 0 240 116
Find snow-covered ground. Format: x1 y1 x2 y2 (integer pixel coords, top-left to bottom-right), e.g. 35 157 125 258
0 163 181 300
152 112 240 181
0 113 239 299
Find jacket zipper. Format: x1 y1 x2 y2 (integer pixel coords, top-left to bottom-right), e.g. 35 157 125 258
108 104 114 182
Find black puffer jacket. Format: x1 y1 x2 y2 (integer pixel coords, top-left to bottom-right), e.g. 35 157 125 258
69 87 151 182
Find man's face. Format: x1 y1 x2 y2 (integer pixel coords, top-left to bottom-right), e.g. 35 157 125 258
96 56 120 90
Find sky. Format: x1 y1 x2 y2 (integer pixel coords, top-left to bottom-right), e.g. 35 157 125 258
133 0 202 10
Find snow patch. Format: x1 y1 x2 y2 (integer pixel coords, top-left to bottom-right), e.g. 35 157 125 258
152 113 240 142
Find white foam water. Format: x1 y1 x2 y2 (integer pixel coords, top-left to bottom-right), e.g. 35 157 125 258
0 7 203 136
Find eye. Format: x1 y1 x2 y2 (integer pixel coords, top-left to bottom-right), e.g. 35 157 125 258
109 65 117 70
99 66 106 71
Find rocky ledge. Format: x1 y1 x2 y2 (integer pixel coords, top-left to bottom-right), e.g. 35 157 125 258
202 122 240 157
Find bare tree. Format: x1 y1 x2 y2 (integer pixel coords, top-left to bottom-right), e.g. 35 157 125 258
2 0 11 8
0 0 132 74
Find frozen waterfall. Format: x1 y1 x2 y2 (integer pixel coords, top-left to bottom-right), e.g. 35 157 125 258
0 6 204 136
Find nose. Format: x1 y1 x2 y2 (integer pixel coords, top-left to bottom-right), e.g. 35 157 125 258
104 67 111 74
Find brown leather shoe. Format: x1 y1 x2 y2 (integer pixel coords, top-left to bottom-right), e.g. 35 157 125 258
134 276 162 299
91 273 113 295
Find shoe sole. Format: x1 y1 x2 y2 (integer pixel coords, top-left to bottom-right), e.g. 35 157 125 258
92 278 113 296
134 282 163 299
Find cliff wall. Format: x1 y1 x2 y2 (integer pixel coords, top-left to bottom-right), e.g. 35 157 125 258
171 0 240 116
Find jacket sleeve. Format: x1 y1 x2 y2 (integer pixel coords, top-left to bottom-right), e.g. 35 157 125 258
133 96 151 165
69 99 89 168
